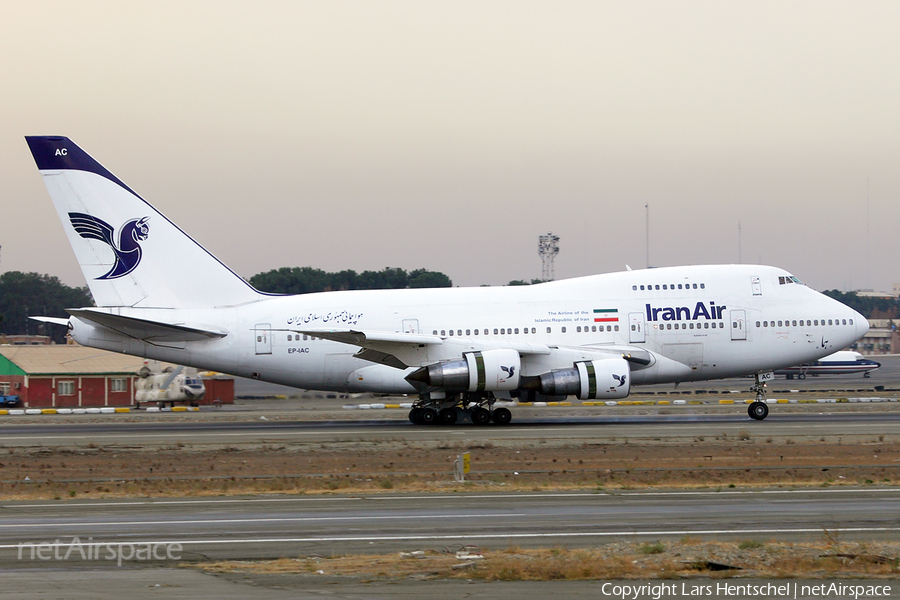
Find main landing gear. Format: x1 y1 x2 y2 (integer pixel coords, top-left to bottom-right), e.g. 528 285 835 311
748 373 769 421
408 393 512 426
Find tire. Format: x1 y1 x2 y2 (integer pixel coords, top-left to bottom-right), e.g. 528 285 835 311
409 408 420 424
438 408 457 425
471 407 491 426
748 402 768 420
419 408 437 425
492 407 512 425
797 373 806 380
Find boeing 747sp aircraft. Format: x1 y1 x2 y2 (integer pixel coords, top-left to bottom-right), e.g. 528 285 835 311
25 136 868 424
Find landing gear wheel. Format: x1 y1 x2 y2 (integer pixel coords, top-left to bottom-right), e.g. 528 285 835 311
419 408 437 425
797 373 806 380
748 402 768 421
492 407 512 425
409 408 420 424
471 407 491 426
438 408 458 425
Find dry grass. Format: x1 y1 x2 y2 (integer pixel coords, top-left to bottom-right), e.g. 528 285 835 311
193 540 900 581
1 437 898 501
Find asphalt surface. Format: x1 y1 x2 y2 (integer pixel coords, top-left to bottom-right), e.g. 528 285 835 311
3 488 900 565
2 356 899 598
2 489 900 598
1 409 899 448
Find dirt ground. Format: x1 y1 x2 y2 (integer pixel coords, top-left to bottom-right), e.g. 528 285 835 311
197 540 900 581
1 425 897 499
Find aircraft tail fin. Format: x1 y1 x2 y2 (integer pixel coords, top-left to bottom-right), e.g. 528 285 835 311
25 136 262 308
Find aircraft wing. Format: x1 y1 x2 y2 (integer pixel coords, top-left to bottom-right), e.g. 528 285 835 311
68 308 228 342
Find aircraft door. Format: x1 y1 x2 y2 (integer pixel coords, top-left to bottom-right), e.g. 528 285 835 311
401 318 420 334
254 323 272 355
628 312 645 343
730 310 747 341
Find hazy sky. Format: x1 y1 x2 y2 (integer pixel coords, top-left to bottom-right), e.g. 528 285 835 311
2 1 899 292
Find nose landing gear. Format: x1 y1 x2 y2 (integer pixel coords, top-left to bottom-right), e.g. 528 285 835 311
748 372 769 420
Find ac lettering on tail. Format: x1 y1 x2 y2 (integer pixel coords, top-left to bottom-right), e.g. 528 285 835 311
55 148 67 156
645 302 726 322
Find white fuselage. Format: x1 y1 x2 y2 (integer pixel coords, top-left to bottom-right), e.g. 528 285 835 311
68 264 867 394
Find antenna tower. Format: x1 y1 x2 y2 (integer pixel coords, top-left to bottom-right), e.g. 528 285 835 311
538 232 560 282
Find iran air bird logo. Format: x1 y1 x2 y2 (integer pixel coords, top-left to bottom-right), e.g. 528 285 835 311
612 373 627 387
68 212 150 279
501 365 516 379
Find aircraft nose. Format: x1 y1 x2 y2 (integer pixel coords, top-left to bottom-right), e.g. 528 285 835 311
855 311 869 340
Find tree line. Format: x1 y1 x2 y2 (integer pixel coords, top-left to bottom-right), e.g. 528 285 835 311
821 290 899 319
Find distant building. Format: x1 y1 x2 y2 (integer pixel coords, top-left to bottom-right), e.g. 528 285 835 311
855 320 900 355
0 346 233 408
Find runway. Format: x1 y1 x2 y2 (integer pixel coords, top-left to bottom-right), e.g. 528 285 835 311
2 488 900 568
1 408 900 447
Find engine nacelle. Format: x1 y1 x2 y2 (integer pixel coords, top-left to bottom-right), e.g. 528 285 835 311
536 357 631 400
410 349 521 392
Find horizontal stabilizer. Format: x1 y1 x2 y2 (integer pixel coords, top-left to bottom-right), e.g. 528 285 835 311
68 308 227 342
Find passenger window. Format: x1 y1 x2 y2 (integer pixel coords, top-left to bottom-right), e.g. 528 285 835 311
433 330 438 335
532 327 536 333
631 325 636 331
640 285 645 290
778 321 782 327
494 328 499 335
663 284 667 290
449 330 454 336
842 319 846 325
763 321 767 327
288 334 292 341
792 321 797 326
458 330 462 336
678 284 683 289
700 283 705 289
633 285 637 290
303 334 308 340
655 285 660 290
441 330 446 336
561 327 567 333
577 326 582 332
514 328 519 334
474 329 479 335
814 320 818 326
500 328 505 335
546 327 551 333
849 319 853 325
704 322 709 329
692 284 697 289
466 329 471 335
828 320 833 326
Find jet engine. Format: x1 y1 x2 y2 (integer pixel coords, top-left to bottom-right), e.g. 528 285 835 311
530 357 631 400
406 349 521 392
